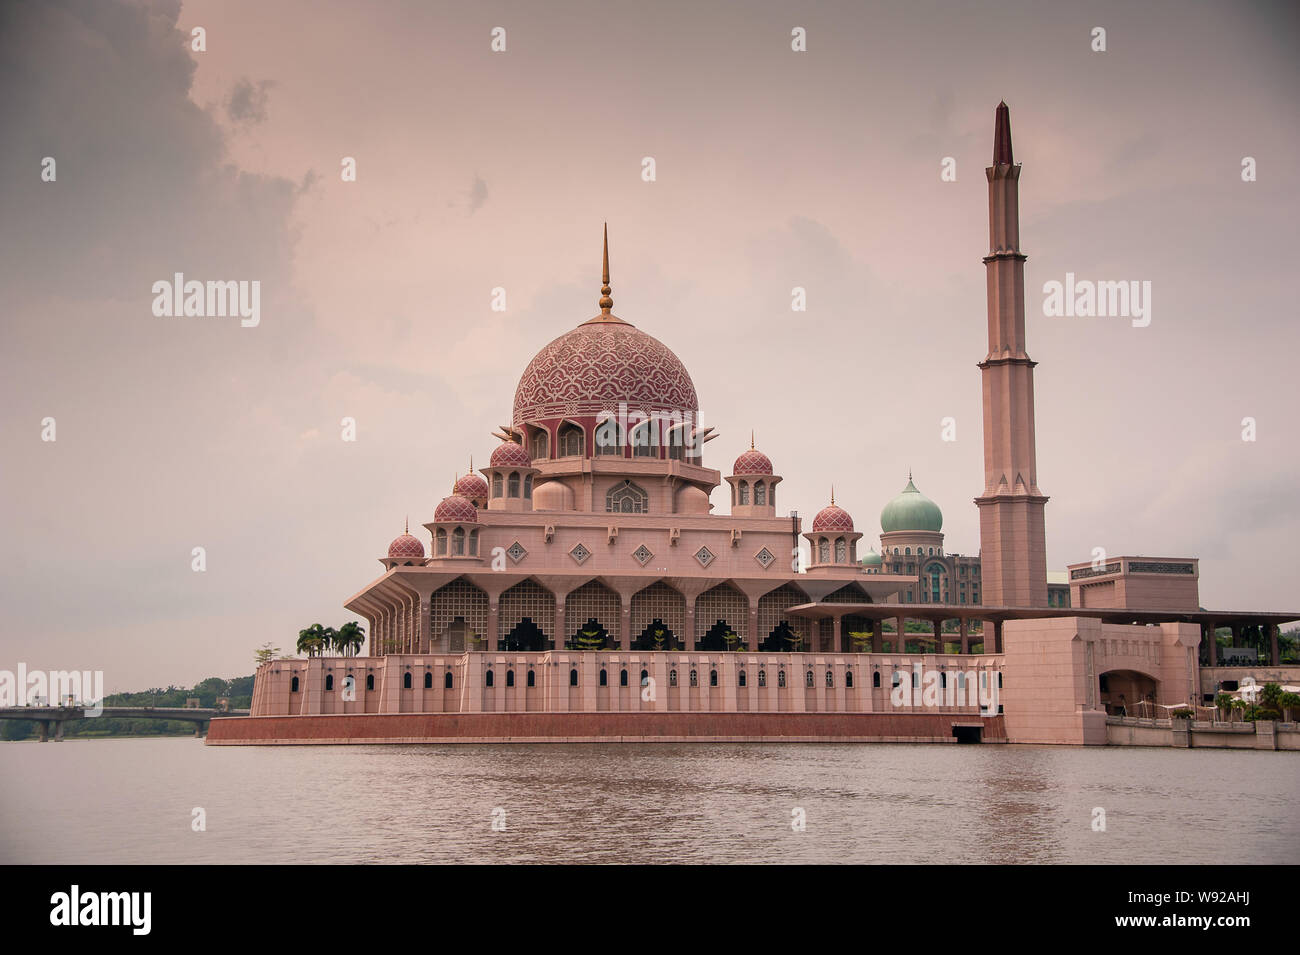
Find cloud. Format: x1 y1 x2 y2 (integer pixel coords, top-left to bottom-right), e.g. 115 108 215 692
226 77 274 125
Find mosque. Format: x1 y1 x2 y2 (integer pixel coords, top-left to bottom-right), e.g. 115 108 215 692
221 104 1298 747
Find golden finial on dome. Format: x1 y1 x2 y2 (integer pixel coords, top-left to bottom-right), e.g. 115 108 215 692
831 485 835 506
405 516 409 534
599 222 613 313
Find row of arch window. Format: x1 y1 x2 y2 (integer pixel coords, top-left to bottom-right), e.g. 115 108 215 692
733 480 770 506
491 472 533 500
532 423 699 462
891 546 946 557
816 537 851 564
435 527 479 557
301 669 1003 693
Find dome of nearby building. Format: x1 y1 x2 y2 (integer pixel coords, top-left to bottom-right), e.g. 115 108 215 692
860 548 883 567
387 532 425 560
733 437 773 475
490 440 532 469
812 501 854 533
880 477 944 533
454 471 489 500
433 494 478 524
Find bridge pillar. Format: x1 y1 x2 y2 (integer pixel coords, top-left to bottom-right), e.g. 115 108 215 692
195 720 208 738
53 720 65 741
38 720 49 742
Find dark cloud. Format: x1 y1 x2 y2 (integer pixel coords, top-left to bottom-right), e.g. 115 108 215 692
227 77 274 125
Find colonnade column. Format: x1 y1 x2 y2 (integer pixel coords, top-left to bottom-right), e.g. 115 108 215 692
959 617 969 655
1270 623 1280 666
1204 620 1217 667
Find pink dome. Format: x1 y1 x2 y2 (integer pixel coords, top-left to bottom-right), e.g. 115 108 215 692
513 318 698 426
433 494 478 524
455 472 489 499
490 440 532 469
733 448 773 475
387 533 425 559
812 503 854 533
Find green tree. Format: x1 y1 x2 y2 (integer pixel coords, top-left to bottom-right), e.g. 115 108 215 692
1214 691 1234 721
297 623 329 658
572 622 605 651
1279 692 1300 722
254 643 280 667
336 621 366 657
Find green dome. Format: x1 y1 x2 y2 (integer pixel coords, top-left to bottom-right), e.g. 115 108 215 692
880 478 943 533
859 548 883 567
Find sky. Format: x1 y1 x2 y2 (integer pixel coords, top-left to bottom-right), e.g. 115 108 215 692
1 0 1296 691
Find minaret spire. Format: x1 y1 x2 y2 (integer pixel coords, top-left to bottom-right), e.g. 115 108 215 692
993 100 1013 166
750 430 755 450
599 222 613 314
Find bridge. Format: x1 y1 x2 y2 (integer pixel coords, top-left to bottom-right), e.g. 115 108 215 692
0 706 249 741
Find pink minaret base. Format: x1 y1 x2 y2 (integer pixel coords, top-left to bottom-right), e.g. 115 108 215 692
976 102 1049 607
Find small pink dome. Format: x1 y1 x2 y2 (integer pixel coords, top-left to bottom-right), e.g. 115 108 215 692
812 503 854 533
490 440 532 469
733 448 773 475
387 533 425 559
433 494 478 524
455 472 489 500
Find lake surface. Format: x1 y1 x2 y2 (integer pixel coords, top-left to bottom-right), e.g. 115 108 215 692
1 738 1297 864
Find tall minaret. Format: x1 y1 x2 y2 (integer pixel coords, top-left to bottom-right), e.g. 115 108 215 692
976 102 1048 607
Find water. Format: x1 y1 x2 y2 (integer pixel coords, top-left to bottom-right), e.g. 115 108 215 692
1 738 1296 864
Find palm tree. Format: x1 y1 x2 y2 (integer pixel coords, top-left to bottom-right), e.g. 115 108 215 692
336 621 366 657
297 623 329 658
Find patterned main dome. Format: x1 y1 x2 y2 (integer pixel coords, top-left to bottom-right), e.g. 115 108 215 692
490 440 532 469
812 503 855 533
513 317 699 426
733 448 773 475
880 478 943 533
433 494 478 524
454 472 489 499
387 533 425 559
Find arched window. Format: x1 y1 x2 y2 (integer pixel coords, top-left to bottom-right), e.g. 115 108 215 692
492 473 503 498
469 529 479 557
444 672 453 689
998 672 1003 688
366 674 375 691
595 418 622 455
508 472 520 497
640 669 649 685
558 423 584 457
893 547 899 555
940 672 947 689
631 421 656 457
826 670 834 688
291 676 299 693
689 669 699 687
872 672 881 688
524 475 533 499
620 669 629 687
845 671 854 689
531 430 549 461
778 670 788 688
527 670 536 688
835 538 847 563
956 672 965 690
669 669 678 687
424 672 433 689
485 670 494 688
818 538 830 563
403 672 412 689
739 670 747 687
709 669 718 687
912 670 920 688
758 670 767 687
738 481 749 505
806 670 815 688
506 669 515 687
569 668 578 686
891 671 902 688
754 482 766 506
436 528 447 555
599 669 608 687
606 480 647 514
452 527 465 555
905 547 911 556
325 674 334 691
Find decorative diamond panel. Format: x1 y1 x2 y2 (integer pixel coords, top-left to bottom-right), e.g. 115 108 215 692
695 545 715 567
506 541 527 563
632 544 654 566
569 542 591 564
755 547 775 569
